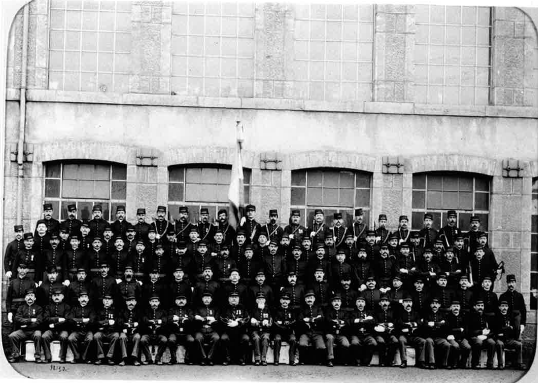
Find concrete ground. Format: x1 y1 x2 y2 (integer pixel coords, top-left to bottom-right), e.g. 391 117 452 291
1 362 532 383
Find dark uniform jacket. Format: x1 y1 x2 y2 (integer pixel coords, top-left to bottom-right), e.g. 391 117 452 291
71 304 97 332
499 289 527 325
297 304 324 334
445 311 469 340
167 305 194 334
44 302 72 332
60 218 82 237
14 303 43 331
6 276 35 314
4 238 23 274
142 307 168 335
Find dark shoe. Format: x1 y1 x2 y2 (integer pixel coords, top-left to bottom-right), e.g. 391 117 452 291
486 364 494 370
429 364 436 369
168 359 177 365
200 360 205 366
95 359 102 365
142 360 149 365
274 361 279 366
8 357 17 363
208 360 214 366
446 365 452 370
498 364 504 370
290 361 296 366
222 361 228 366
107 359 115 366
240 361 246 366
262 361 267 366
327 361 334 367
518 364 527 370
60 358 66 364
118 359 125 366
157 360 163 365
472 365 480 370
133 360 141 366
254 361 260 366
400 361 407 368
69 359 76 364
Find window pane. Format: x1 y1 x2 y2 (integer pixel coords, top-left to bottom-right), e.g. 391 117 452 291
60 201 74 221
356 173 370 188
427 191 443 209
243 169 251 185
355 189 370 207
45 179 61 198
78 201 93 221
532 215 538 233
216 184 228 202
443 191 458 208
322 188 339 206
412 191 426 209
292 171 306 186
533 234 538 253
459 192 473 210
428 175 442 191
186 168 202 183
44 200 60 220
533 178 538 193
93 180 110 199
324 171 339 187
202 168 219 183
307 187 323 205
62 180 79 198
217 168 231 184
340 171 354 188
532 253 538 272
533 194 538 215
339 188 354 206
308 171 323 187
431 212 442 230
411 212 424 231
169 183 184 202
475 177 489 191
111 203 123 221
185 183 202 202
169 167 185 182
111 181 127 200
443 175 458 191
63 164 79 180
78 164 94 180
413 174 426 189
475 192 489 210
306 209 316 227
244 186 250 204
459 177 473 191
458 213 471 229
324 209 337 226
291 187 306 205
341 210 353 226
112 164 127 180
46 163 61 178
94 164 110 180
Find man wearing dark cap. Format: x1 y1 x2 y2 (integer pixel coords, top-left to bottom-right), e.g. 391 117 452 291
142 269 166 308
468 299 496 369
118 266 142 308
68 290 96 363
36 266 66 307
411 277 431 316
240 204 262 244
493 300 525 370
349 208 368 247
349 295 377 366
438 210 462 249
249 270 274 310
4 225 25 279
445 300 471 369
216 209 236 247
8 288 44 363
331 249 354 289
94 294 121 365
193 292 220 365
421 297 450 369
454 275 474 315
37 202 60 235
64 234 87 282
6 263 35 333
193 266 220 307
419 213 438 250
351 247 372 288
286 245 307 284
86 237 104 278
118 295 143 365
214 245 237 283
221 269 249 308
131 240 150 283
89 204 108 240
477 276 499 319
43 234 66 282
101 226 115 257
140 295 168 365
439 247 462 289
373 295 398 367
388 275 407 310
416 248 441 287
231 230 248 263
396 296 425 368
409 231 425 264
374 214 391 245
308 209 329 247
196 208 215 243
42 288 71 363
67 268 91 307
249 292 272 365
394 215 411 246
335 274 358 312
150 206 170 243
297 290 326 365
433 273 454 314
261 240 286 293
111 205 130 241
281 272 305 311
238 244 258 286
110 236 129 280
210 229 226 258
396 243 417 291
174 206 194 243
307 242 331 285
169 266 192 308
220 291 250 365
90 263 116 309
284 209 307 247
261 209 284 244
272 293 298 365
465 215 482 255
499 274 527 341
324 295 350 367
133 208 150 242
330 212 348 250
124 225 138 256
167 294 195 365
12 233 41 283
364 230 380 263
469 246 499 290
309 267 331 309
34 220 52 262
341 233 358 264
191 240 215 282
374 245 398 289
60 204 82 237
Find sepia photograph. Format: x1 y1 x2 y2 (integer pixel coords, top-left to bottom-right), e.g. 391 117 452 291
0 1 537 382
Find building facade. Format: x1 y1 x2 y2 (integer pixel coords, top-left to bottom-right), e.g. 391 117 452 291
2 1 538 340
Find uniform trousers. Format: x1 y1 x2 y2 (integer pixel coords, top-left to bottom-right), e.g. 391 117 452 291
398 335 427 363
350 333 377 365
220 329 250 363
251 330 270 362
42 329 69 360
470 336 496 367
167 333 195 363
495 339 523 366
94 331 121 360
67 330 94 361
273 332 297 364
447 338 471 367
119 332 141 360
325 333 350 362
431 337 450 367
8 329 43 360
374 334 398 365
140 333 167 362
299 331 326 363
194 329 219 361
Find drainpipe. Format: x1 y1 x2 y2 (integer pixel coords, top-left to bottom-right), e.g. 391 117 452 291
16 4 29 225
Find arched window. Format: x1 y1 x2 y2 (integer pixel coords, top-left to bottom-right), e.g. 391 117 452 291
291 168 371 226
168 164 251 221
411 172 490 231
44 161 127 220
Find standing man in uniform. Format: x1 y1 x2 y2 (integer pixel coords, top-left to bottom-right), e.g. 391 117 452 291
419 213 438 250
89 205 108 241
4 225 25 280
349 209 368 247
37 203 60 235
261 210 284 243
375 214 391 245
499 274 527 341
61 204 82 237
284 210 307 247
438 210 462 249
240 204 261 244
133 208 150 242
174 206 194 243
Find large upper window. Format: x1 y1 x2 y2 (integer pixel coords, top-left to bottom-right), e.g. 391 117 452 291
414 5 491 105
168 165 251 221
291 168 371 227
530 178 538 310
44 161 127 220
411 172 490 231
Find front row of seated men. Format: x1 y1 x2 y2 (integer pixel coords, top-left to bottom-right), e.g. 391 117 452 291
7 279 526 370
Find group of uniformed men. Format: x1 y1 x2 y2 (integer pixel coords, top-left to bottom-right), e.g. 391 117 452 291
3 203 528 370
